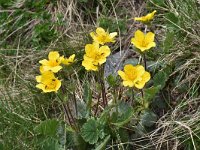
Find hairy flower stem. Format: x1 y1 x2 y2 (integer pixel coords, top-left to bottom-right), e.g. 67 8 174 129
113 88 118 114
66 103 79 131
143 24 148 70
62 104 73 126
58 90 79 131
73 92 78 118
57 94 73 127
140 89 145 107
94 93 101 116
99 66 107 108
143 54 147 70
131 88 134 106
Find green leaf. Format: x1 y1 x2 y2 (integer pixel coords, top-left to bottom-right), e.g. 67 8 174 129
83 83 92 115
165 12 179 29
150 0 165 7
72 132 88 150
77 100 87 119
153 71 167 89
166 12 179 24
144 86 161 105
163 32 174 53
112 102 134 127
106 74 118 87
95 135 110 150
99 104 114 123
34 119 59 137
81 118 102 144
124 58 138 66
153 66 173 90
78 0 88 3
140 110 157 127
0 142 3 150
40 138 63 150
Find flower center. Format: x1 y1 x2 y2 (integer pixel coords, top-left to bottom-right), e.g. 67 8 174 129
45 79 57 90
49 59 59 67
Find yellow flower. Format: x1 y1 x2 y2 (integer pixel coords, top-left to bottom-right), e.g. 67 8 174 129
131 30 156 52
118 64 150 89
90 27 117 45
134 10 156 23
62 54 75 65
82 43 110 71
39 51 64 73
36 71 61 93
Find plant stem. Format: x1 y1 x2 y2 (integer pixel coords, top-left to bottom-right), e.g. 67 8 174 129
143 24 147 70
57 94 73 127
99 65 107 108
66 103 77 128
131 88 134 106
113 88 118 114
73 92 78 118
143 53 147 70
140 89 144 107
94 93 101 116
62 103 73 126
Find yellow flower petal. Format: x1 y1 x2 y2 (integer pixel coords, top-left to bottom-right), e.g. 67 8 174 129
48 51 60 60
134 30 145 43
142 71 151 82
145 32 155 43
123 80 134 87
36 75 42 82
82 60 98 71
118 70 127 81
146 42 156 50
99 45 111 57
134 10 157 23
124 64 135 74
55 79 62 92
39 66 45 73
135 65 145 77
110 32 117 38
96 27 106 35
62 54 75 65
39 59 49 65
50 66 63 73
135 81 145 89
36 83 45 91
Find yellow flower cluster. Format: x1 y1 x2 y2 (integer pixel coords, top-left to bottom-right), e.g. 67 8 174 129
131 10 156 52
36 51 75 93
118 10 157 89
118 64 150 89
82 27 117 71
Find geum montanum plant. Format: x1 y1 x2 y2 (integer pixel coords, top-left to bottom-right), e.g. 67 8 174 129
35 11 165 149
